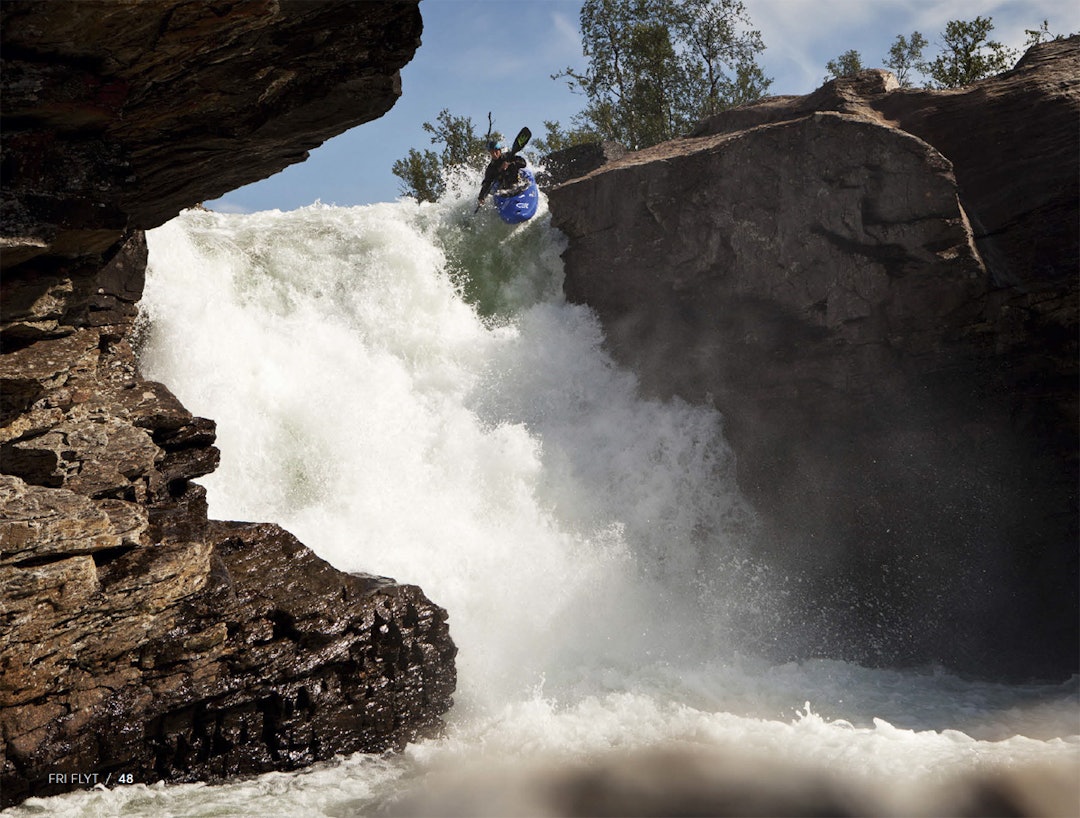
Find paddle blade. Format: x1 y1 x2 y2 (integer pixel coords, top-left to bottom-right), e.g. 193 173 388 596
511 126 531 155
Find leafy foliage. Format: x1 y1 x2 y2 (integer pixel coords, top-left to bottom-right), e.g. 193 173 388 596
531 119 600 154
824 49 864 81
555 0 771 149
883 31 928 88
1024 20 1069 47
391 148 442 203
922 16 1019 89
391 109 490 202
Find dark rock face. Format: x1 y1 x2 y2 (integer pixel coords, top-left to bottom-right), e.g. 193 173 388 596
1 1 457 808
2 0 424 268
549 39 1079 681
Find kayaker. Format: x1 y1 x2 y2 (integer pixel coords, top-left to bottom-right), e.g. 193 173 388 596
477 139 527 207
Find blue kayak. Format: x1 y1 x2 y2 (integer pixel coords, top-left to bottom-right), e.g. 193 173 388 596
493 168 539 224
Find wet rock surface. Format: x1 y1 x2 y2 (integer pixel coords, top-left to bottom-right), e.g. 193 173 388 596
549 39 1079 681
1 0 457 808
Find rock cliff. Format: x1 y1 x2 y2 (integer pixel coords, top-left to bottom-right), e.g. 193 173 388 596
549 39 1079 681
1 0 457 807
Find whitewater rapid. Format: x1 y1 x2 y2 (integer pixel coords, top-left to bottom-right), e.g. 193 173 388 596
10 178 1076 816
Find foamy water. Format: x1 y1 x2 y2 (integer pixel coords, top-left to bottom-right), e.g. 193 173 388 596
9 175 1076 816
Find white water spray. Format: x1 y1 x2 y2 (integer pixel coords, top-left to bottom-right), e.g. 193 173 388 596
11 177 1075 817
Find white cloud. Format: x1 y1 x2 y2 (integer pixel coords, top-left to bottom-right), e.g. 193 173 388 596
550 9 583 59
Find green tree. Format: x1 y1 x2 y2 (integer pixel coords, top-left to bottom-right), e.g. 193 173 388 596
555 0 771 149
883 31 928 87
391 148 443 203
391 109 489 202
1023 20 1067 47
668 0 771 117
625 19 683 147
532 119 599 154
719 59 773 108
824 49 864 81
923 16 1019 89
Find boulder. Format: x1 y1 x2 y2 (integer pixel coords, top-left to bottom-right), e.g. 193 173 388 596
1 513 455 805
548 39 1079 680
0 1 458 807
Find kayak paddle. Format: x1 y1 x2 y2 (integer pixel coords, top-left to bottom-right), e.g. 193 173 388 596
510 126 531 156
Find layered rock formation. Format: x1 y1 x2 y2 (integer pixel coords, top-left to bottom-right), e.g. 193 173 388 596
1 1 457 807
549 39 1078 681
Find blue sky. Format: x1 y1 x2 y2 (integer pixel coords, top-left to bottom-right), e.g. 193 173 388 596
208 0 1078 213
